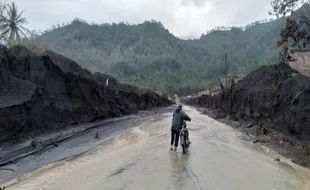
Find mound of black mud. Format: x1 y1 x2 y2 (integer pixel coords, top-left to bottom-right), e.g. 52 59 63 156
0 45 173 142
187 64 310 140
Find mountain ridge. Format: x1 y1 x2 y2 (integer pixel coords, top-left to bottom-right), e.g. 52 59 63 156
38 16 288 95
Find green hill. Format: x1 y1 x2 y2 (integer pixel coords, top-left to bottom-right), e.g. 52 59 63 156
39 17 286 95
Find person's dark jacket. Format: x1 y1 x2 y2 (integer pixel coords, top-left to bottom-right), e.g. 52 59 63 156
171 106 191 132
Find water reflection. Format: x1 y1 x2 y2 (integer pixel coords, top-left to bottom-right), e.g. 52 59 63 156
169 153 195 189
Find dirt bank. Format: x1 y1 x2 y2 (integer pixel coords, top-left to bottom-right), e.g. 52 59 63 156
0 45 173 143
185 64 310 168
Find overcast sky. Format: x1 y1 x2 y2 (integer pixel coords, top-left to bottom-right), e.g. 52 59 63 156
12 0 273 38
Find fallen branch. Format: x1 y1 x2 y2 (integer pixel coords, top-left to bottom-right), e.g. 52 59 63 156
290 91 302 105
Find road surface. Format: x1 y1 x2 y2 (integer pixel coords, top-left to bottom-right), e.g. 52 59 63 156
7 106 310 190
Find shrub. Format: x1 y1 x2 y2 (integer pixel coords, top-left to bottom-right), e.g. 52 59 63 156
6 38 47 53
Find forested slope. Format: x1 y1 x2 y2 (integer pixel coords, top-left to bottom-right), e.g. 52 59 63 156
39 17 286 95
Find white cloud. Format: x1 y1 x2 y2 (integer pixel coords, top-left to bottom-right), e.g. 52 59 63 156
12 0 273 38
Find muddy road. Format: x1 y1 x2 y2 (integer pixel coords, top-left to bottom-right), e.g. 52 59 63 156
6 106 310 190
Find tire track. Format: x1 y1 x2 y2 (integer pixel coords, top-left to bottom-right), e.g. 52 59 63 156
184 165 203 190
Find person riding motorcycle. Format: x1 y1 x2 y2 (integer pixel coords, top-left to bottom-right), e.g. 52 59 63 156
170 105 191 151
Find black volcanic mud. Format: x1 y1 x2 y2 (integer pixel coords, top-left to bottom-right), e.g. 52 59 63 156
187 64 310 140
0 45 173 142
186 64 310 167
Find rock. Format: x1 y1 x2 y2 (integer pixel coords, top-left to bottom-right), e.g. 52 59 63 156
252 139 259 143
230 122 242 128
31 140 41 148
95 132 100 139
31 140 44 153
272 158 280 162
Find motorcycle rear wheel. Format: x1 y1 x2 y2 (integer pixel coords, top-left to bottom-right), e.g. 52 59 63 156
182 144 186 154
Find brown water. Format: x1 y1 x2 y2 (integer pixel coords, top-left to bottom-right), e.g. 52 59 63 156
8 107 310 190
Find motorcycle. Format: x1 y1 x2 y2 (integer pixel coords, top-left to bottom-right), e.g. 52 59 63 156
180 121 191 154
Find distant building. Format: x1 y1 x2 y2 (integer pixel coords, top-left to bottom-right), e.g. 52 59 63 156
211 91 220 96
221 72 248 89
152 88 161 95
287 50 310 77
197 90 210 96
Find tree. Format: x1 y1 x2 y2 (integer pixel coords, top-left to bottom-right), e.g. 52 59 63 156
0 2 30 41
270 0 310 26
271 0 310 64
270 0 310 30
270 0 309 17
276 17 309 48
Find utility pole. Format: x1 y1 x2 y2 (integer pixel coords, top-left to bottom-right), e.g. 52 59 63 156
224 53 228 89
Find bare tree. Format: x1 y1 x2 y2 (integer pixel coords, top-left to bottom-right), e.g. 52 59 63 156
270 0 309 17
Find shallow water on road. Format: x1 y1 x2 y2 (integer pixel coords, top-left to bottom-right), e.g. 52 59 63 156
8 107 310 190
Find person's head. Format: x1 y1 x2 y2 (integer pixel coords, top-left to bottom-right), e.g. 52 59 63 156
178 104 183 110
176 104 182 112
